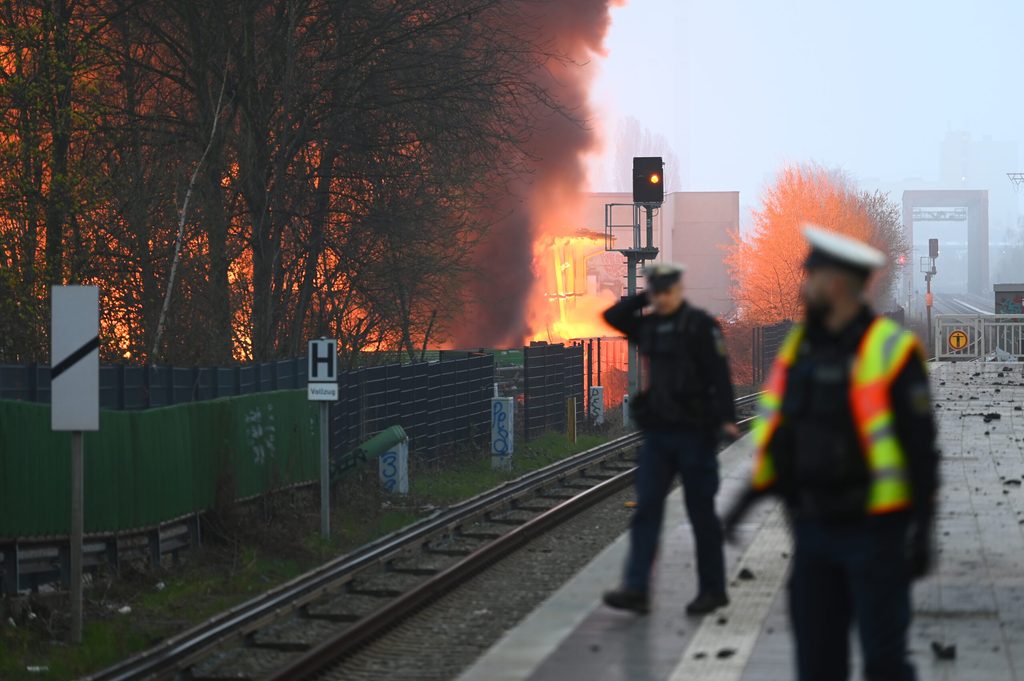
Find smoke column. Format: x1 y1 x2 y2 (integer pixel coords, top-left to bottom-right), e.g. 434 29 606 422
451 0 618 347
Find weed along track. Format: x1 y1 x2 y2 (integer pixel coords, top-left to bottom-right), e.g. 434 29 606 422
82 433 642 681
85 395 761 681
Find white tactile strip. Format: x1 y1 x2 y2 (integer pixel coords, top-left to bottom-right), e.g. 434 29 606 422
668 505 790 681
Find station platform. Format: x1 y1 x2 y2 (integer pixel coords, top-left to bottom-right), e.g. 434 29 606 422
457 362 1024 681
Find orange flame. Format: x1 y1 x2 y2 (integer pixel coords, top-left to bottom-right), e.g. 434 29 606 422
527 232 619 342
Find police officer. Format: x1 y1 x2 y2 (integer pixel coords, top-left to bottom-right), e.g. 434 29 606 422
724 226 939 681
602 263 739 616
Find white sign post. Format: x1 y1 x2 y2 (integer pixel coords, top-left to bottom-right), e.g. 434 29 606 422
51 286 99 645
588 386 605 425
379 439 410 494
491 396 514 471
308 338 337 539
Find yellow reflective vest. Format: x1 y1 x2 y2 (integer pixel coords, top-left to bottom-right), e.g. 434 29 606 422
750 316 922 515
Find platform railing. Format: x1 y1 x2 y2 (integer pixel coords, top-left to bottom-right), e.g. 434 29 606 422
933 314 1024 360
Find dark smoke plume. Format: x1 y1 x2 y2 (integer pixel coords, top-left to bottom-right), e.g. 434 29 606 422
451 0 617 347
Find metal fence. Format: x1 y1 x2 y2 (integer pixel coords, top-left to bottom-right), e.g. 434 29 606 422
934 314 1024 360
522 343 584 441
1 354 496 461
0 360 310 409
752 321 794 385
332 354 494 462
573 337 629 412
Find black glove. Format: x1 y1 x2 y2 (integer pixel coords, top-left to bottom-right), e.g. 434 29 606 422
722 486 760 544
908 521 933 580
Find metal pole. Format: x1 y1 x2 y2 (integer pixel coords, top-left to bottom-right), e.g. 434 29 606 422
645 205 654 249
319 402 330 539
626 254 638 397
70 431 83 644
926 275 933 358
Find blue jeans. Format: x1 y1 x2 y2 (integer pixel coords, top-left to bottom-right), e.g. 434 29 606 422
790 516 916 681
624 429 725 597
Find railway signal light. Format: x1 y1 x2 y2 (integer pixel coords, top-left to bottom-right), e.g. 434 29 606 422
633 156 664 204
929 238 939 259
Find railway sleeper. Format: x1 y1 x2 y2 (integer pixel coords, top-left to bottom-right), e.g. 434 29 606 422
300 608 361 623
248 639 312 653
458 530 504 540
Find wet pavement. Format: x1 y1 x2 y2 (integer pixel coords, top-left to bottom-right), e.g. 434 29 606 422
457 362 1024 681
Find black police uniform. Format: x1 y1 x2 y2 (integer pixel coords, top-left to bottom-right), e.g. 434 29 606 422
603 293 736 611
729 306 938 681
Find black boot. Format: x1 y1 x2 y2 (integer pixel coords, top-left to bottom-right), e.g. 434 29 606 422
685 592 729 615
603 588 650 614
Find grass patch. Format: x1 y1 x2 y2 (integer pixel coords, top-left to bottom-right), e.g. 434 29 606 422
410 431 607 505
0 428 611 680
0 547 312 680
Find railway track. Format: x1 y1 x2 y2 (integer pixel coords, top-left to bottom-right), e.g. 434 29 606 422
932 292 993 316
85 393 762 681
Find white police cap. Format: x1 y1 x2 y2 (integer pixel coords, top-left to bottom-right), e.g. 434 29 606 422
643 262 686 292
642 262 686 278
803 225 886 275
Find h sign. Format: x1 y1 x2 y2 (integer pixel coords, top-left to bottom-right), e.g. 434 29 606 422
308 339 337 383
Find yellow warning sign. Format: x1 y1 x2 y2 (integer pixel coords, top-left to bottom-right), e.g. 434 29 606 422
948 330 969 351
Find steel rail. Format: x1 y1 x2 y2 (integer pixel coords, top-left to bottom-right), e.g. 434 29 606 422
85 392 763 681
84 432 645 681
266 467 638 681
269 393 764 680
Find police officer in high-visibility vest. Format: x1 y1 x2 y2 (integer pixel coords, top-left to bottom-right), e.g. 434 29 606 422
724 226 939 681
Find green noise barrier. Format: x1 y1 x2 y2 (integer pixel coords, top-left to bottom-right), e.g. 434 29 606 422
0 391 318 537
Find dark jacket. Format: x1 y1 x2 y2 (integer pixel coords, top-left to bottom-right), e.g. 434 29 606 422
603 294 737 431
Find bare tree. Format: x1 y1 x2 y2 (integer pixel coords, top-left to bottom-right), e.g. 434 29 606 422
613 116 682 193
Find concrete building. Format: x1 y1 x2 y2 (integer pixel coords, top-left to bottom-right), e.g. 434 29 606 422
581 191 739 317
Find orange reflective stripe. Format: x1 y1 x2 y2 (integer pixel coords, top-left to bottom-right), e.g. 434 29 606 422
748 325 805 490
850 381 888 424
765 362 787 395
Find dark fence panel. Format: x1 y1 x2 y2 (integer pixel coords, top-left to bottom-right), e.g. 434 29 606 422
574 336 629 416
2 354 493 462
0 359 312 409
327 354 493 463
752 321 794 386
523 342 584 441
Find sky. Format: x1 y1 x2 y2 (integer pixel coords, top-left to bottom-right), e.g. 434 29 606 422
589 0 1024 235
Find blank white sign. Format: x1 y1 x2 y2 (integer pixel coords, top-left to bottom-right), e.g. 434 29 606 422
51 286 99 431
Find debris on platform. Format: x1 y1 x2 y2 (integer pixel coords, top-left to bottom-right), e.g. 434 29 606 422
1004 479 1022 487
694 651 707 659
716 648 737 659
716 615 728 625
984 412 1002 422
738 567 756 581
988 349 1016 362
931 641 957 660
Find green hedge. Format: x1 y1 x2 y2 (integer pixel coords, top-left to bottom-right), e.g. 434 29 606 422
0 391 318 537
